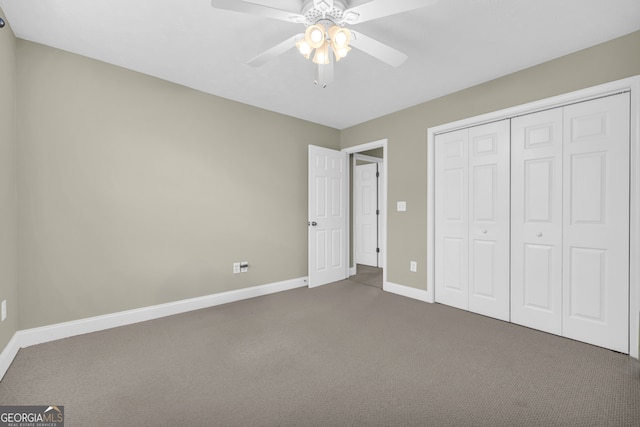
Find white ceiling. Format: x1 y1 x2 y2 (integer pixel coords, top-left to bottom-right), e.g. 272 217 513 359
1 0 639 129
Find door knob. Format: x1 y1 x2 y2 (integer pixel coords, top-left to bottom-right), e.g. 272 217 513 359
536 232 543 237
482 229 487 234
309 221 318 227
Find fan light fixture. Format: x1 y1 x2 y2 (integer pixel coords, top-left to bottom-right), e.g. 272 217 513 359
328 25 351 61
312 42 330 65
296 23 351 64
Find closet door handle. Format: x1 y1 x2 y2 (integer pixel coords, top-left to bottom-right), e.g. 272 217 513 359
481 229 488 234
536 232 543 237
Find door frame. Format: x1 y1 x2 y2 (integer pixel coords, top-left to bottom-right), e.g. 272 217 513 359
427 75 640 359
343 139 388 288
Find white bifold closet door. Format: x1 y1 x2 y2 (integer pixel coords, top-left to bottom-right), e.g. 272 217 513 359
511 108 564 335
434 128 469 310
435 120 510 321
562 94 630 352
511 93 630 353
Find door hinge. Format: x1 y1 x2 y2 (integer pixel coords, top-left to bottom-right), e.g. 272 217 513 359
376 172 380 178
376 248 380 253
376 209 380 215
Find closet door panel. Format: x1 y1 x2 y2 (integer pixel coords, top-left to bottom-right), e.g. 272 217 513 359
468 120 510 321
435 129 469 310
511 109 563 335
562 93 630 353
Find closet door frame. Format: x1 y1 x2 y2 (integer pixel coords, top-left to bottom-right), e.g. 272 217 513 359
426 75 640 359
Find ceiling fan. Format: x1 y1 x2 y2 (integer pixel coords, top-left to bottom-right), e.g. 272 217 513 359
210 0 432 87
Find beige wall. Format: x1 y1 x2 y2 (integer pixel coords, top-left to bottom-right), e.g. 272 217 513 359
340 30 640 291
0 9 18 351
16 41 339 329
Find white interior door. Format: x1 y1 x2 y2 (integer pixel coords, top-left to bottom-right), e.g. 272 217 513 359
562 93 630 353
377 163 385 269
468 120 511 321
355 163 379 267
435 128 469 310
511 108 563 335
308 145 348 288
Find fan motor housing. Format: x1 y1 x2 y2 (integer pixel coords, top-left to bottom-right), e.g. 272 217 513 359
301 0 348 26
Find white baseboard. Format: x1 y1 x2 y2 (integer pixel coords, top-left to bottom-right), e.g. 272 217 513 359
384 281 432 303
0 277 307 380
0 334 21 382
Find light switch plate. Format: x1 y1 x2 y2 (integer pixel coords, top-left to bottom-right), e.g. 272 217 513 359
410 261 417 272
397 201 407 212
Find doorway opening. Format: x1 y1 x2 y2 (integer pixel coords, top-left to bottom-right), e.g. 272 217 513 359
343 139 388 290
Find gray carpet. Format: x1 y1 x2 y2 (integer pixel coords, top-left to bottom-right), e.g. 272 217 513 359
351 264 383 288
1 271 639 426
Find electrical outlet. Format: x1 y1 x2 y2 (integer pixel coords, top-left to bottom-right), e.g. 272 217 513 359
397 201 407 212
240 261 249 273
410 261 417 272
1 300 6 322
233 262 241 274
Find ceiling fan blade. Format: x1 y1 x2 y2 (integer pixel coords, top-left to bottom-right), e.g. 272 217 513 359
248 33 303 67
349 31 408 67
342 0 435 24
210 0 305 24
